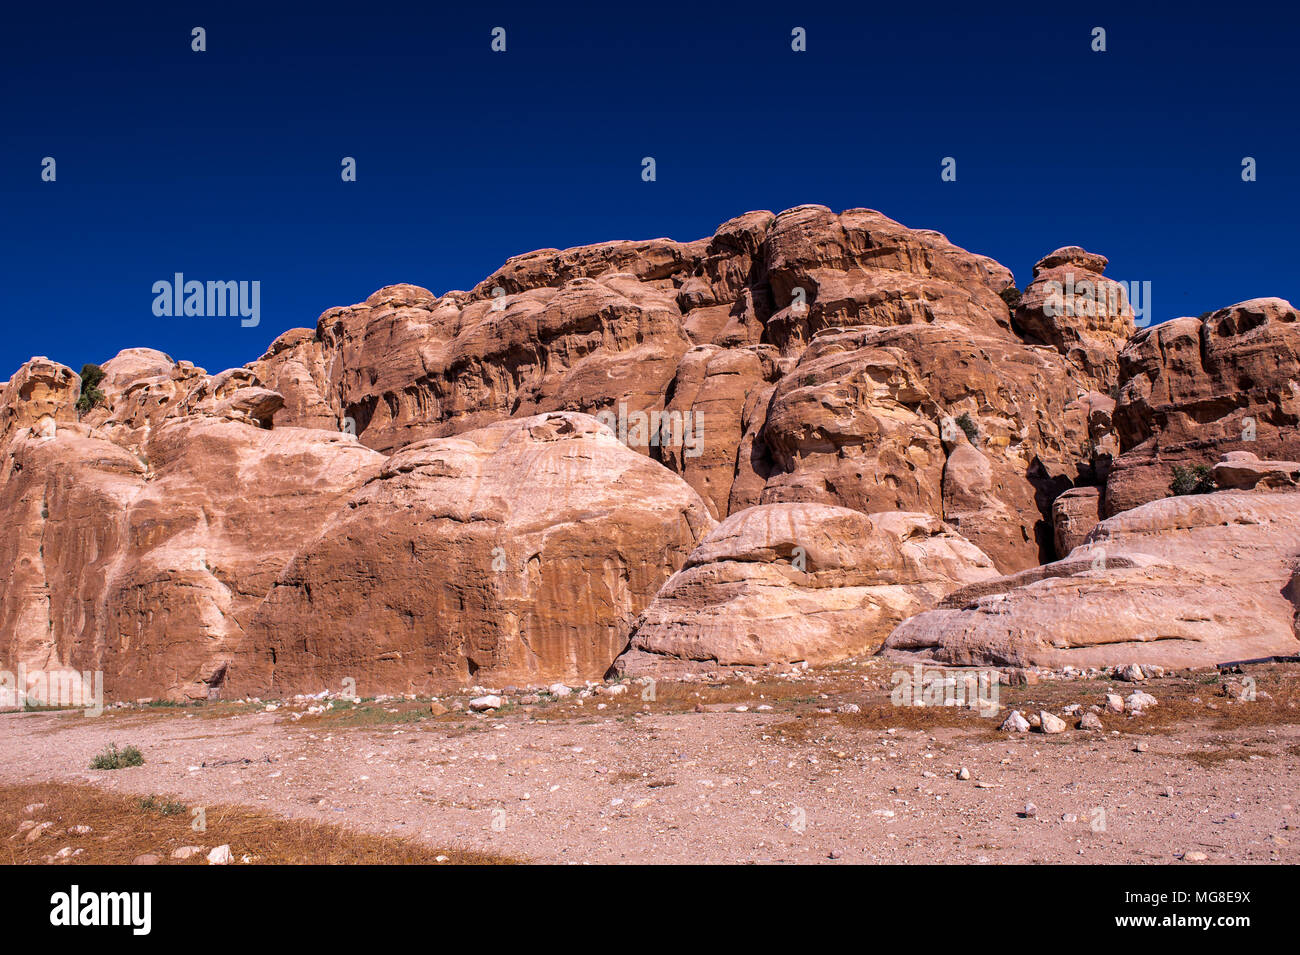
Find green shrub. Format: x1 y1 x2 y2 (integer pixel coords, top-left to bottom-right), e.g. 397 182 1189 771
90 742 144 770
75 363 106 414
1170 464 1215 496
955 412 979 443
999 285 1022 313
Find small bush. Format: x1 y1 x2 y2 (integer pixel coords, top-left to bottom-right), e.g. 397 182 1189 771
955 412 979 443
999 285 1022 313
90 743 144 770
1170 464 1215 496
76 363 106 414
138 795 187 816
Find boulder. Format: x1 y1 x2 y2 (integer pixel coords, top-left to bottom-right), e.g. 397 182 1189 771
881 490 1300 669
232 412 715 694
618 503 998 673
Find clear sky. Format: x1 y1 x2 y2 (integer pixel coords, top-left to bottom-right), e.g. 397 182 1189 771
3 1 1296 379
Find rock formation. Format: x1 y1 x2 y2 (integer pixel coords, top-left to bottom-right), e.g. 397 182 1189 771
882 489 1300 669
230 412 714 695
1106 298 1300 514
2 205 1294 697
617 504 999 675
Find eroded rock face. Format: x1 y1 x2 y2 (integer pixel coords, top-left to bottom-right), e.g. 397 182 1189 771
0 355 381 702
1107 298 1300 515
1014 247 1135 383
231 413 715 695
882 490 1300 669
255 207 1118 571
618 503 998 673
8 206 1248 700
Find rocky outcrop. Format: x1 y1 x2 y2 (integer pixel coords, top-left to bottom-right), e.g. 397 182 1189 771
230 413 715 695
617 503 998 674
0 355 381 702
881 490 1300 669
1052 486 1103 557
1013 247 1135 383
10 206 1265 700
254 206 1119 571
1212 450 1300 491
1106 298 1300 515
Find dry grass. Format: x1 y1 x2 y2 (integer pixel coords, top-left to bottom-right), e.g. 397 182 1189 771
1 783 521 865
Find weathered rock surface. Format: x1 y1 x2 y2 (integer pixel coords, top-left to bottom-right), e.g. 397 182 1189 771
230 413 715 694
617 503 998 673
256 206 1118 571
8 207 1287 700
882 490 1300 669
1052 486 1103 557
0 355 381 701
1107 298 1300 515
1212 450 1300 491
1013 247 1135 383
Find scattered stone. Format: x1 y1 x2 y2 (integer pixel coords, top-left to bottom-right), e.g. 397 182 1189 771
1105 693 1125 713
132 854 160 865
1039 711 1068 734
428 701 448 716
1020 803 1037 818
999 710 1030 733
548 684 572 698
1125 691 1158 713
469 695 504 712
957 767 970 780
25 822 53 843
1116 664 1146 682
1183 851 1207 862
68 825 92 835
836 703 861 714
1133 741 1148 753
1077 711 1104 732
171 845 205 860
207 844 233 865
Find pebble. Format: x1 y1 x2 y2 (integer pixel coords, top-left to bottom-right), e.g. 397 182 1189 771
957 767 970 780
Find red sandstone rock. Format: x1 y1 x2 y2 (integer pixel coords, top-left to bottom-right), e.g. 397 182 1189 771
882 490 1300 669
230 413 715 695
619 504 998 672
1107 298 1300 515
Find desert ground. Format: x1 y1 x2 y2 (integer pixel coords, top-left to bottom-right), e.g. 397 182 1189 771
4 660 1296 865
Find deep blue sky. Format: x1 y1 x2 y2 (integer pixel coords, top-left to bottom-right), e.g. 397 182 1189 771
3 1 1296 379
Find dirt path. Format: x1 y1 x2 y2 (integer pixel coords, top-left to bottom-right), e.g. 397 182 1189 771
3 662 1297 864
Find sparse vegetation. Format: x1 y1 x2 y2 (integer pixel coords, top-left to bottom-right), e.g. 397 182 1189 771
1170 464 1215 496
89 742 144 770
955 412 979 443
0 783 519 864
75 363 106 414
999 285 1021 313
138 795 187 816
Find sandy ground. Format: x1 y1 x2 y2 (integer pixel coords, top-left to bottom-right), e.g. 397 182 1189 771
3 660 1297 864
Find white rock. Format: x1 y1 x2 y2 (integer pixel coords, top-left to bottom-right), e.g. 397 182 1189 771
1000 710 1030 733
1116 664 1146 682
547 684 572 698
172 845 206 860
1105 693 1125 713
469 695 504 711
207 845 233 865
1125 691 1158 712
1039 711 1068 734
